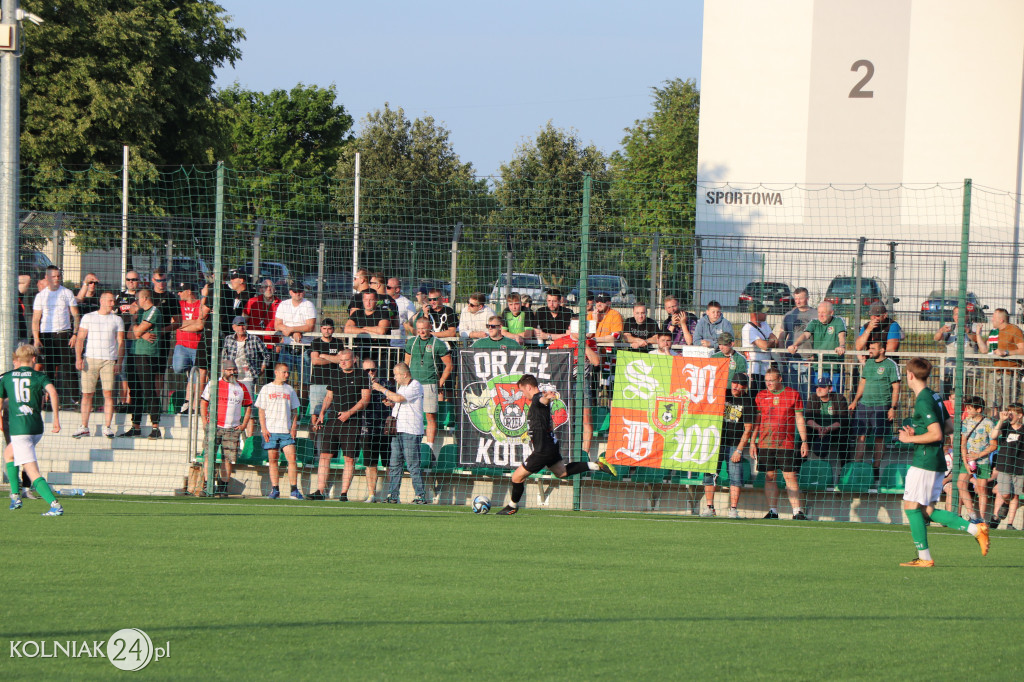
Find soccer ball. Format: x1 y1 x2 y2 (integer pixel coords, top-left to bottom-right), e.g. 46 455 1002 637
472 495 491 514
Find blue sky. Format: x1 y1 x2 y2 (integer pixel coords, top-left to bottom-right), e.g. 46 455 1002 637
213 0 704 177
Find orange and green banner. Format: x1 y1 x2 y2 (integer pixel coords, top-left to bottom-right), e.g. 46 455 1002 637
606 352 729 474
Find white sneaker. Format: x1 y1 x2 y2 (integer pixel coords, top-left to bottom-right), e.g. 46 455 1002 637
102 426 115 438
179 401 190 414
21 489 39 500
699 507 717 518
364 495 378 503
727 508 739 519
71 425 90 439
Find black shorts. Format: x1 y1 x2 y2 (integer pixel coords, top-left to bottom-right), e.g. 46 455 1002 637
317 418 361 458
361 427 390 467
523 443 563 473
759 448 799 474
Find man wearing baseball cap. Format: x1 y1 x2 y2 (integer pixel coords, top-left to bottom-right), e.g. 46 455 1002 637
805 375 850 470
701 372 756 519
712 331 747 385
274 281 316 383
855 302 903 354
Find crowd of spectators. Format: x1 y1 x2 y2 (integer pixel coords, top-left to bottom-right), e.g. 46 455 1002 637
11 265 1024 520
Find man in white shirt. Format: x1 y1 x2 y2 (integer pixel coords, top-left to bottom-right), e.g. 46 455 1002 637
32 265 80 406
72 291 125 438
255 363 302 499
201 359 253 497
274 282 316 385
741 303 777 394
457 292 495 341
389 277 417 347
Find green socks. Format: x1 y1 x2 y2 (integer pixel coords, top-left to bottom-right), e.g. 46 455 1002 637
930 508 970 532
906 508 929 550
6 462 19 497
31 477 57 505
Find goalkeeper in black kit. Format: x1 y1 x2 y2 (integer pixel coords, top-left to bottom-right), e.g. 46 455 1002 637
496 374 616 515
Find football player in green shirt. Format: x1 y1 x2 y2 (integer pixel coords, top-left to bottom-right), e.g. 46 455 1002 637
2 344 64 516
897 357 988 567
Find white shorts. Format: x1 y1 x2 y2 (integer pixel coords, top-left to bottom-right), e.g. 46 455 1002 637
10 434 43 466
421 383 438 414
903 467 945 507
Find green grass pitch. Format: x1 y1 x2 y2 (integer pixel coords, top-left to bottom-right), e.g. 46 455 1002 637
3 497 1022 679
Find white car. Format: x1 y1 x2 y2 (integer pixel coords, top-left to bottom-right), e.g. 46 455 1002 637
488 272 548 305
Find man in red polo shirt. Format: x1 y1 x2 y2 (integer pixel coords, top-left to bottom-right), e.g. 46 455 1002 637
752 367 810 520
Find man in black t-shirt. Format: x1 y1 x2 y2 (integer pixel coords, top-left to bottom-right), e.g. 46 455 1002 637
700 373 756 519
496 374 616 515
149 268 179 372
345 290 392 355
77 273 102 316
310 349 369 501
415 289 459 343
532 290 573 342
220 270 252 337
348 268 372 317
369 272 398 326
991 403 1024 529
623 303 661 351
309 318 344 418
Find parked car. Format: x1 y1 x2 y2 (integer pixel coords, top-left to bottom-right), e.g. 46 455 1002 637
824 276 899 316
165 256 211 291
566 275 636 307
19 249 54 282
488 272 547 305
302 274 350 296
919 290 988 323
737 281 793 314
235 261 294 289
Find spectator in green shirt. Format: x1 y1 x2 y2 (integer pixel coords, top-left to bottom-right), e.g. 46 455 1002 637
712 332 747 385
849 340 901 482
787 301 847 394
404 317 453 446
472 316 523 350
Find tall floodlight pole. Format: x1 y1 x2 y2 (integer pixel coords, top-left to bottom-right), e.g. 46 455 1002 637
0 0 33 372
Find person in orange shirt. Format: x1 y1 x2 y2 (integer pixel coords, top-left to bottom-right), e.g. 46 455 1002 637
590 293 623 342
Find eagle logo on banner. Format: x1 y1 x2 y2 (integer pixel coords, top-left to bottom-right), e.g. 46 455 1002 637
652 391 691 434
462 375 568 442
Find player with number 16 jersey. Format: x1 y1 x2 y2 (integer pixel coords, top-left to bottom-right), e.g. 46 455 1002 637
1 344 65 515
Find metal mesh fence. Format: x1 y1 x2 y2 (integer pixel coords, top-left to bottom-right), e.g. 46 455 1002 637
5 167 1023 528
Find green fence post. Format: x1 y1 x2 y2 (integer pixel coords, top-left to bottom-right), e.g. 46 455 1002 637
572 174 592 512
205 162 225 495
950 179 971 514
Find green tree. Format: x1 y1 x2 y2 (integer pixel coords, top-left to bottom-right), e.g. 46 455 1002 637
18 1 244 255
491 121 614 291
20 0 244 167
214 83 355 270
218 83 353 175
611 78 701 301
335 104 489 290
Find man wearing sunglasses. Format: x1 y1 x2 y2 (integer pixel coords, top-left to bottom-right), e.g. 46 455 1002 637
369 272 399 328
458 293 495 341
76 273 102 316
415 289 459 343
472 316 523 350
114 271 141 403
